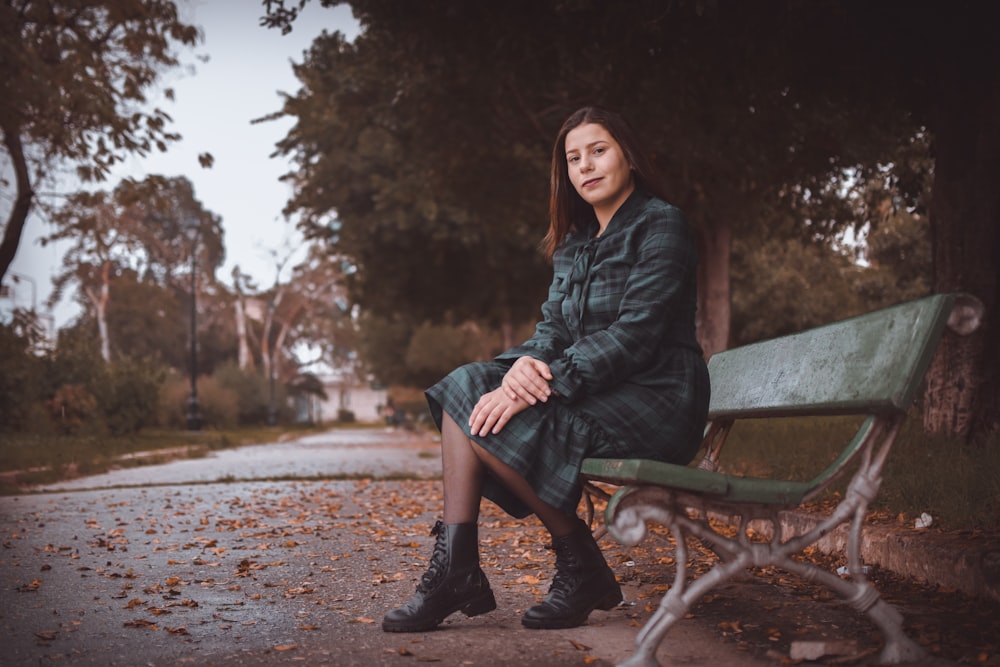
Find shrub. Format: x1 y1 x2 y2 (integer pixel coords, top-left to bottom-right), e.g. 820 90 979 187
196 376 240 429
93 359 166 435
159 373 239 429
212 363 273 425
337 408 356 423
47 384 103 435
0 319 46 432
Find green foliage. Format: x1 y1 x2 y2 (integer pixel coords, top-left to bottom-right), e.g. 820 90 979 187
1 0 200 280
45 325 108 392
26 329 167 436
105 271 185 364
1 322 162 437
879 424 1000 530
0 427 312 490
357 315 416 387
212 364 275 425
195 376 240 430
855 210 932 308
46 384 102 436
158 374 239 430
93 358 166 436
42 175 227 366
729 191 934 347
1 1 200 180
359 314 502 387
719 412 1000 531
730 236 865 346
275 1 928 337
0 314 47 432
404 322 492 388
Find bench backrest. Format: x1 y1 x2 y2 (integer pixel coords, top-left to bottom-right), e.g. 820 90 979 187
707 294 956 420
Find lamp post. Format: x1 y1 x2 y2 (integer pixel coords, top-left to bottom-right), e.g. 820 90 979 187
185 217 202 431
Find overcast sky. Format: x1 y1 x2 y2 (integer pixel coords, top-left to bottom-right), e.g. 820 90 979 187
5 0 360 327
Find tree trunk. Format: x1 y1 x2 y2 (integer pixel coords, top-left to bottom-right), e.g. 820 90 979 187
0 126 35 283
695 221 732 359
235 297 253 370
85 261 113 362
272 303 304 383
923 75 1000 444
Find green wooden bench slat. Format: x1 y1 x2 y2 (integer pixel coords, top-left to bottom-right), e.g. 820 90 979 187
581 457 814 505
706 294 954 419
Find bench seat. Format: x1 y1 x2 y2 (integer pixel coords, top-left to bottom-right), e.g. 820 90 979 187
582 457 814 506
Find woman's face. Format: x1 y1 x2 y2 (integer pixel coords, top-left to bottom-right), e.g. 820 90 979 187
564 122 634 222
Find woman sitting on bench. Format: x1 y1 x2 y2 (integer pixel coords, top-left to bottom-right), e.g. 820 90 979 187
382 106 710 633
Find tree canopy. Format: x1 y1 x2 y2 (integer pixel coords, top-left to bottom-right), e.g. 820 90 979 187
44 175 224 361
266 0 997 442
0 0 200 281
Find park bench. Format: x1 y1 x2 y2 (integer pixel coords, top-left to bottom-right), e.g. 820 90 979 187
580 293 974 667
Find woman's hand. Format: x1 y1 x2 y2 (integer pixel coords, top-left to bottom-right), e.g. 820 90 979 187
469 388 530 436
502 356 553 405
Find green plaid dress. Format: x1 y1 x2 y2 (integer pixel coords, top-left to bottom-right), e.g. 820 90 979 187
426 190 710 518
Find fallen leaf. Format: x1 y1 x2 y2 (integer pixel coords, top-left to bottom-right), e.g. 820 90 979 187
273 643 297 651
19 578 42 592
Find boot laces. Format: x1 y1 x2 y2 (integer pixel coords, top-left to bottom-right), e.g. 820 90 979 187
417 520 448 593
548 542 583 594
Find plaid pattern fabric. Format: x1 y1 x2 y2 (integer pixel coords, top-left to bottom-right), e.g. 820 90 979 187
426 190 710 518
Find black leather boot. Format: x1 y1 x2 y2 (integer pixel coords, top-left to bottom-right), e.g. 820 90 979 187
521 519 622 629
382 521 496 632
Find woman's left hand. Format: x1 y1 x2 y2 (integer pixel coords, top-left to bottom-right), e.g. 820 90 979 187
469 388 530 436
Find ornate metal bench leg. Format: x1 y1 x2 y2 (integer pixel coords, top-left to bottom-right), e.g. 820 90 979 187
615 519 754 667
868 598 926 663
582 481 611 540
780 558 925 664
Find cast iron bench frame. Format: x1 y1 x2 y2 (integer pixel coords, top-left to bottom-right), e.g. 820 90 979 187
580 293 970 667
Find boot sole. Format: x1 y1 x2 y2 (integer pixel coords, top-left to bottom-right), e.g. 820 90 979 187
382 590 497 633
521 588 623 630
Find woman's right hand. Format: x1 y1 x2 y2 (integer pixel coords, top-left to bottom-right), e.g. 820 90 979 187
502 356 553 405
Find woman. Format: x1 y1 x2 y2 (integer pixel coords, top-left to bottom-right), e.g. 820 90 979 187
382 106 710 633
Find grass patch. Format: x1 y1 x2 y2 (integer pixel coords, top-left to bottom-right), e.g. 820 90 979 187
0 424 331 493
716 411 1000 531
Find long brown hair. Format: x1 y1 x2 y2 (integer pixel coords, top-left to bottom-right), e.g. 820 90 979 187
542 107 666 260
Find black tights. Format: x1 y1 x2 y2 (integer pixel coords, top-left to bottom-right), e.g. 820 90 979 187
440 411 577 538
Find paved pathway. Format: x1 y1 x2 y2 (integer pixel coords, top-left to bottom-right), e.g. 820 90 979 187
0 428 974 665
0 428 780 666
37 428 443 492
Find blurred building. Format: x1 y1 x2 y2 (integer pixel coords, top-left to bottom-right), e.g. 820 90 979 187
293 368 387 424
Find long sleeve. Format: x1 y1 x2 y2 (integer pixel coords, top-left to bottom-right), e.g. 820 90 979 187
495 190 701 404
